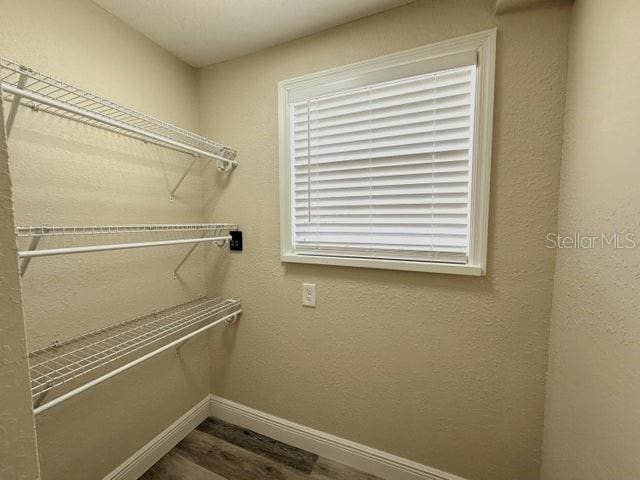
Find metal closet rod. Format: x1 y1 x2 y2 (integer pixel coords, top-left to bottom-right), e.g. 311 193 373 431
33 309 241 415
18 235 231 259
1 83 237 168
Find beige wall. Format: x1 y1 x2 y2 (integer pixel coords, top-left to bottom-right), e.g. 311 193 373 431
11 2 630 480
199 1 571 479
541 0 640 478
0 0 210 478
494 0 572 15
0 92 40 480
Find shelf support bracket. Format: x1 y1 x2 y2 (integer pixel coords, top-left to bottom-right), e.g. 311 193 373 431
169 155 198 201
216 158 235 173
32 382 54 409
225 312 240 325
20 235 42 277
5 72 28 139
175 339 189 358
173 232 208 279
173 231 228 279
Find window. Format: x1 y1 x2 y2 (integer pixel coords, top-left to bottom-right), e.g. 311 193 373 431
278 30 496 275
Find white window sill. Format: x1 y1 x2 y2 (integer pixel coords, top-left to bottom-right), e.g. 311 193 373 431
281 254 484 276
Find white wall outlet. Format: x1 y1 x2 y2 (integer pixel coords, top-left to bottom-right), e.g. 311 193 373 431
302 283 316 307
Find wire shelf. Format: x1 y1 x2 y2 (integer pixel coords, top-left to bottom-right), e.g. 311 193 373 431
0 57 238 166
29 297 241 400
15 223 239 276
16 223 239 237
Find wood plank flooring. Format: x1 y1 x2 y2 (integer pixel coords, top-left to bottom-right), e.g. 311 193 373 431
140 417 384 480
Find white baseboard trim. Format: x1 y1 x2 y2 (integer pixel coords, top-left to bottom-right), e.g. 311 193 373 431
103 396 211 480
210 395 468 480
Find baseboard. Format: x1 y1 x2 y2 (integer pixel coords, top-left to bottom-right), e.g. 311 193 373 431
210 395 468 480
103 396 211 480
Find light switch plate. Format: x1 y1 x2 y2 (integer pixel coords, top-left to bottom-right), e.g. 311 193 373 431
302 283 316 307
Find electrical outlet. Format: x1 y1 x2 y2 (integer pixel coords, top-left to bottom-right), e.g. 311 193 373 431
302 283 316 307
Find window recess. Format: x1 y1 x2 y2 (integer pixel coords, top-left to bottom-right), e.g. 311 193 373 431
292 66 474 265
279 30 496 275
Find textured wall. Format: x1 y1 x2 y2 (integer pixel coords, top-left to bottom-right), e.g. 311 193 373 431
540 0 640 478
0 0 210 478
199 1 571 479
0 88 40 480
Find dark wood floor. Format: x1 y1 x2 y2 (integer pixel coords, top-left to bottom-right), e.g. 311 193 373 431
140 418 384 480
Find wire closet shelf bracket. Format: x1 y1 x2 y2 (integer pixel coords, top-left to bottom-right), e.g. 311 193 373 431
29 297 242 415
16 223 238 277
0 57 239 199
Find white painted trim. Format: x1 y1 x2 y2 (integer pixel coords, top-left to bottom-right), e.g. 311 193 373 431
103 396 211 480
211 396 470 480
281 254 482 276
278 29 496 276
467 29 496 276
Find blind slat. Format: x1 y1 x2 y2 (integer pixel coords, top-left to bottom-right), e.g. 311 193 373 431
293 83 472 121
294 153 468 174
292 68 472 113
294 179 469 195
293 143 470 166
294 126 471 156
293 107 471 139
294 206 468 215
294 163 469 183
298 196 469 207
293 95 471 129
293 118 470 149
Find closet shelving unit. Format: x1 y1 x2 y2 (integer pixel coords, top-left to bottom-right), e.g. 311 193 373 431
1 57 242 414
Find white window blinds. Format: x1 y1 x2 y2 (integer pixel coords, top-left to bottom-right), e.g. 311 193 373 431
290 65 476 264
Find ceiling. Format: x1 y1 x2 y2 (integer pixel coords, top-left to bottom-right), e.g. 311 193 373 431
92 0 414 68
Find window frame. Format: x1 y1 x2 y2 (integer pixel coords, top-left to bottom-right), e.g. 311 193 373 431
278 29 496 276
